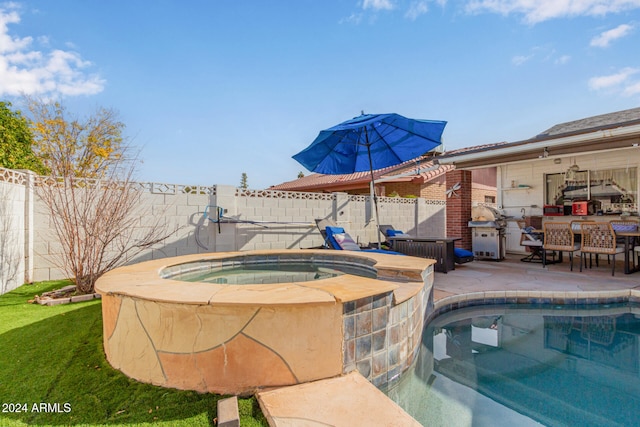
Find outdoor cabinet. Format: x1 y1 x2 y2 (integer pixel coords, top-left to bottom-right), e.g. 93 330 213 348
389 237 461 273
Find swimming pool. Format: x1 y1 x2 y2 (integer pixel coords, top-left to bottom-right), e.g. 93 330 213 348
387 303 640 426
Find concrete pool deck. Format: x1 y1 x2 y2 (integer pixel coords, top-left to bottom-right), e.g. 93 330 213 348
257 253 640 426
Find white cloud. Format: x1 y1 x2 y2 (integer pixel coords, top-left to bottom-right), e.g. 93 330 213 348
405 1 429 20
512 45 570 66
363 0 395 11
588 67 640 92
0 7 31 53
340 12 364 24
590 23 634 47
0 5 104 97
511 54 533 66
465 0 640 24
622 80 640 96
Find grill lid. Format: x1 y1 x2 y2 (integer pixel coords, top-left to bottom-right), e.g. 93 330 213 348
469 206 508 228
471 205 505 222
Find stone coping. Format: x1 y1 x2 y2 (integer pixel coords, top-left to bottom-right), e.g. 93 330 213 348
257 371 421 427
431 288 640 319
95 249 435 306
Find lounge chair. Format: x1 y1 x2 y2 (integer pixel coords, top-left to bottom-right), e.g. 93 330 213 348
315 219 404 255
379 225 412 240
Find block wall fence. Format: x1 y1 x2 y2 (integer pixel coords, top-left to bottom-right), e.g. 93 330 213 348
1 167 489 294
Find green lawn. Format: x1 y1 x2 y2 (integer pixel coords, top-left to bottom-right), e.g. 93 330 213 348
0 281 268 426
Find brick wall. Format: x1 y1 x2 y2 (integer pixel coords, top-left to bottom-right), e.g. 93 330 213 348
472 184 497 205
445 170 473 250
382 181 448 201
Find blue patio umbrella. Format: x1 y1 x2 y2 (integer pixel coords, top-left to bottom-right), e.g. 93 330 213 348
293 113 447 248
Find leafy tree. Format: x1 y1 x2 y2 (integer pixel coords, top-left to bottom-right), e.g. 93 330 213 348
240 172 248 190
297 171 304 179
0 101 45 173
26 97 126 178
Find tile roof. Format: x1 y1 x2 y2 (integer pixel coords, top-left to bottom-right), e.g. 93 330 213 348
270 157 451 191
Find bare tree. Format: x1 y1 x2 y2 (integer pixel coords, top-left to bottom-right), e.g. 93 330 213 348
36 161 173 294
27 98 174 294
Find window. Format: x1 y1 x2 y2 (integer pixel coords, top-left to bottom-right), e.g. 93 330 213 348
545 167 637 214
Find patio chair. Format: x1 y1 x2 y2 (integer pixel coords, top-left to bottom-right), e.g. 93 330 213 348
570 220 590 268
543 222 580 271
517 220 543 263
580 222 625 276
315 219 404 255
611 220 639 267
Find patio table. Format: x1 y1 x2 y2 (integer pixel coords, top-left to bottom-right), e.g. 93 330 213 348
388 236 461 273
612 230 640 274
535 226 640 274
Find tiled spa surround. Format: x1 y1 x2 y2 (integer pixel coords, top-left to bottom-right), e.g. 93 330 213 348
343 275 431 390
95 250 435 395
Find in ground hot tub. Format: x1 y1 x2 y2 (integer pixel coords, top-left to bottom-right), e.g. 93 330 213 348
95 250 435 395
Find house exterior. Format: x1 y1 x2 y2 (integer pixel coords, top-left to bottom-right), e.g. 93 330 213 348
271 156 497 206
435 107 640 253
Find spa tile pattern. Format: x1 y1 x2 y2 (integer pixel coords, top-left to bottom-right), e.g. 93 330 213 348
343 270 432 390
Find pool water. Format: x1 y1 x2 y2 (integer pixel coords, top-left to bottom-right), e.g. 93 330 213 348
387 304 640 427
174 262 377 285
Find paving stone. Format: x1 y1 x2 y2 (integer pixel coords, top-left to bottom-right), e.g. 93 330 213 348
217 396 239 427
43 298 71 306
71 294 96 302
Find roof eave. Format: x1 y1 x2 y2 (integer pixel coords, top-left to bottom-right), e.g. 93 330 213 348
437 123 640 169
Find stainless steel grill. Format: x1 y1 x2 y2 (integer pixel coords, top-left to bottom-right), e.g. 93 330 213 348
468 206 507 260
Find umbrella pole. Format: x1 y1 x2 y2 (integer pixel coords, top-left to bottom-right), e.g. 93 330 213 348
365 131 382 249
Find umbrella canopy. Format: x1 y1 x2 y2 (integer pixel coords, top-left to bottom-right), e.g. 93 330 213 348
293 113 447 174
293 113 447 248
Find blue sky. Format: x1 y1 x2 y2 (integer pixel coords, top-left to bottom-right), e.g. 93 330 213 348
1 1 639 189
